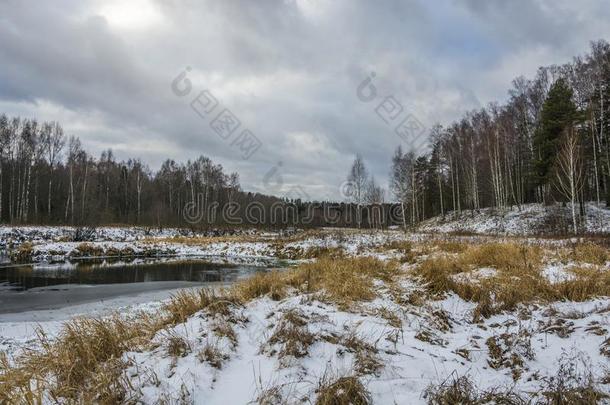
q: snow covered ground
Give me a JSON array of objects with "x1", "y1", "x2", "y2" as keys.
[
  {"x1": 1, "y1": 226, "x2": 411, "y2": 263},
  {"x1": 1, "y1": 223, "x2": 609, "y2": 403},
  {"x1": 124, "y1": 292, "x2": 610, "y2": 404},
  {"x1": 418, "y1": 202, "x2": 610, "y2": 236}
]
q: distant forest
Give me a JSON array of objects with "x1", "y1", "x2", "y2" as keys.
[
  {"x1": 0, "y1": 116, "x2": 396, "y2": 228},
  {"x1": 1, "y1": 40, "x2": 609, "y2": 229},
  {"x1": 384, "y1": 40, "x2": 610, "y2": 231}
]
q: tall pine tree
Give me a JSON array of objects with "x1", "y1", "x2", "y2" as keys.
[{"x1": 533, "y1": 78, "x2": 577, "y2": 195}]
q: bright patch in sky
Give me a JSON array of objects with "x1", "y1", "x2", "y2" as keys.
[{"x1": 98, "y1": 0, "x2": 163, "y2": 30}]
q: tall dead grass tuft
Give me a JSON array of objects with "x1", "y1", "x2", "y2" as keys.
[
  {"x1": 460, "y1": 243, "x2": 542, "y2": 271},
  {"x1": 163, "y1": 288, "x2": 241, "y2": 324},
  {"x1": 423, "y1": 373, "x2": 527, "y2": 404},
  {"x1": 197, "y1": 340, "x2": 229, "y2": 369},
  {"x1": 554, "y1": 266, "x2": 610, "y2": 301},
  {"x1": 234, "y1": 270, "x2": 296, "y2": 301},
  {"x1": 263, "y1": 309, "x2": 315, "y2": 361},
  {"x1": 235, "y1": 256, "x2": 399, "y2": 308},
  {"x1": 315, "y1": 374, "x2": 371, "y2": 405},
  {"x1": 296, "y1": 256, "x2": 398, "y2": 308},
  {"x1": 0, "y1": 316, "x2": 148, "y2": 403},
  {"x1": 568, "y1": 243, "x2": 609, "y2": 265}
]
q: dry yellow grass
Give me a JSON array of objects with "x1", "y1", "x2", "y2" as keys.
[
  {"x1": 0, "y1": 316, "x2": 151, "y2": 403},
  {"x1": 315, "y1": 375, "x2": 371, "y2": 405},
  {"x1": 0, "y1": 288, "x2": 242, "y2": 403},
  {"x1": 235, "y1": 256, "x2": 399, "y2": 308},
  {"x1": 434, "y1": 240, "x2": 468, "y2": 253},
  {"x1": 234, "y1": 270, "x2": 296, "y2": 301},
  {"x1": 295, "y1": 256, "x2": 398, "y2": 308},
  {"x1": 413, "y1": 242, "x2": 610, "y2": 320},
  {"x1": 554, "y1": 266, "x2": 610, "y2": 301},
  {"x1": 567, "y1": 243, "x2": 609, "y2": 265}
]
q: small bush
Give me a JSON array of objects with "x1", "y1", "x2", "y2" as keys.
[
  {"x1": 212, "y1": 319, "x2": 238, "y2": 348},
  {"x1": 72, "y1": 227, "x2": 96, "y2": 242},
  {"x1": 424, "y1": 375, "x2": 479, "y2": 404},
  {"x1": 375, "y1": 307, "x2": 402, "y2": 328}
]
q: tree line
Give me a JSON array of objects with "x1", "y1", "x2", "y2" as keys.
[
  {"x1": 0, "y1": 116, "x2": 401, "y2": 228},
  {"x1": 385, "y1": 39, "x2": 610, "y2": 232}
]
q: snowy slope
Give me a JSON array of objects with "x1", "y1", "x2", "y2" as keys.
[{"x1": 418, "y1": 202, "x2": 610, "y2": 236}]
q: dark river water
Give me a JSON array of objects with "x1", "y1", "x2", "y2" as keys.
[
  {"x1": 0, "y1": 258, "x2": 268, "y2": 291},
  {"x1": 0, "y1": 258, "x2": 278, "y2": 315}
]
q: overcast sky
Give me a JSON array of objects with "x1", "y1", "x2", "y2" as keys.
[{"x1": 2, "y1": 0, "x2": 610, "y2": 201}]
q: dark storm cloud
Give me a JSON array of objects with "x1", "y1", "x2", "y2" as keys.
[{"x1": 1, "y1": 0, "x2": 610, "y2": 200}]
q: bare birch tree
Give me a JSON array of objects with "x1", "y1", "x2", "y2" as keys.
[
  {"x1": 554, "y1": 128, "x2": 586, "y2": 234},
  {"x1": 347, "y1": 154, "x2": 368, "y2": 228}
]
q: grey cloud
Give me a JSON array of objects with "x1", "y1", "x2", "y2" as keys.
[{"x1": 1, "y1": 0, "x2": 609, "y2": 200}]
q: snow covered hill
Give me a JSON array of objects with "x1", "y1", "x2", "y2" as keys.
[{"x1": 418, "y1": 202, "x2": 610, "y2": 236}]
